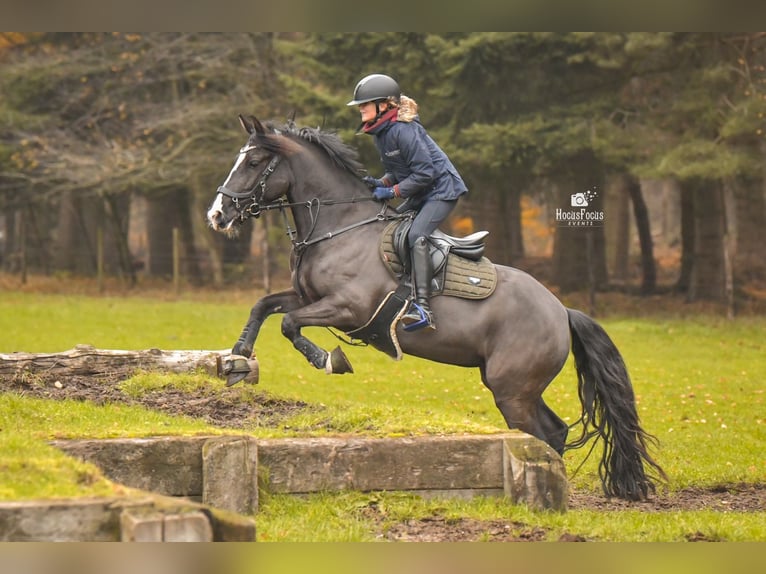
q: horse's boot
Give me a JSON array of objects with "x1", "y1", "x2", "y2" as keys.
[{"x1": 401, "y1": 236, "x2": 435, "y2": 331}]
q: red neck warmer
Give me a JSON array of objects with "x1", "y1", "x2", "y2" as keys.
[{"x1": 362, "y1": 108, "x2": 398, "y2": 133}]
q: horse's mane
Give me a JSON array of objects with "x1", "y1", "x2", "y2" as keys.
[{"x1": 259, "y1": 119, "x2": 366, "y2": 177}]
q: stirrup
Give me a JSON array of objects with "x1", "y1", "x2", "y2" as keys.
[{"x1": 401, "y1": 302, "x2": 434, "y2": 332}]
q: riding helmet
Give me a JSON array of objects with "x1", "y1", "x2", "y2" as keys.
[{"x1": 347, "y1": 74, "x2": 401, "y2": 106}]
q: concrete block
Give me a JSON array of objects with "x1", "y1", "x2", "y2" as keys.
[
  {"x1": 202, "y1": 436, "x2": 259, "y2": 514},
  {"x1": 0, "y1": 499, "x2": 121, "y2": 542},
  {"x1": 163, "y1": 512, "x2": 213, "y2": 542},
  {"x1": 53, "y1": 437, "x2": 209, "y2": 496},
  {"x1": 258, "y1": 436, "x2": 504, "y2": 493},
  {"x1": 120, "y1": 510, "x2": 164, "y2": 542},
  {"x1": 0, "y1": 496, "x2": 254, "y2": 542},
  {"x1": 502, "y1": 435, "x2": 568, "y2": 512},
  {"x1": 204, "y1": 507, "x2": 257, "y2": 542}
]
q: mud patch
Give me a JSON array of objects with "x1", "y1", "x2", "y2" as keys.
[
  {"x1": 568, "y1": 483, "x2": 766, "y2": 513},
  {"x1": 2, "y1": 372, "x2": 309, "y2": 429},
  {"x1": 362, "y1": 483, "x2": 766, "y2": 542}
]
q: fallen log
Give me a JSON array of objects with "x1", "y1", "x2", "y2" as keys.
[{"x1": 0, "y1": 344, "x2": 259, "y2": 385}]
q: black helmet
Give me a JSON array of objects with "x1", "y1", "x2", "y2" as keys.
[{"x1": 347, "y1": 74, "x2": 401, "y2": 106}]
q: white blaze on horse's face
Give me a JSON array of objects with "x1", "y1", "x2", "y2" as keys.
[
  {"x1": 207, "y1": 145, "x2": 252, "y2": 231},
  {"x1": 223, "y1": 146, "x2": 251, "y2": 187}
]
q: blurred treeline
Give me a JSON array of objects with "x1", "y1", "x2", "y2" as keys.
[{"x1": 1, "y1": 32, "x2": 764, "y2": 305}]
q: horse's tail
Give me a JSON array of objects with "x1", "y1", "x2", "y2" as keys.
[{"x1": 565, "y1": 308, "x2": 667, "y2": 500}]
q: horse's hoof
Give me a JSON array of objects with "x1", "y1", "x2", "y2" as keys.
[
  {"x1": 325, "y1": 346, "x2": 354, "y2": 375},
  {"x1": 217, "y1": 354, "x2": 260, "y2": 386}
]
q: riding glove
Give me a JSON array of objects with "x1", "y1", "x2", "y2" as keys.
[
  {"x1": 362, "y1": 175, "x2": 385, "y2": 189},
  {"x1": 372, "y1": 186, "x2": 396, "y2": 201}
]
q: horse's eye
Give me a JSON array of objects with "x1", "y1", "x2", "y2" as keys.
[{"x1": 248, "y1": 160, "x2": 261, "y2": 168}]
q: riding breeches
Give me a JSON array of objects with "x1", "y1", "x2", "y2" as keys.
[{"x1": 407, "y1": 199, "x2": 458, "y2": 246}]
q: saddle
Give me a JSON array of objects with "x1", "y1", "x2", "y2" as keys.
[
  {"x1": 381, "y1": 219, "x2": 497, "y2": 300},
  {"x1": 345, "y1": 220, "x2": 497, "y2": 360}
]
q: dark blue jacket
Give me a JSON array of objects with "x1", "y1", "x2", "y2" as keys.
[{"x1": 365, "y1": 113, "x2": 467, "y2": 206}]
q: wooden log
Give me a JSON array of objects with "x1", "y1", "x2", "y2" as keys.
[{"x1": 0, "y1": 344, "x2": 259, "y2": 384}]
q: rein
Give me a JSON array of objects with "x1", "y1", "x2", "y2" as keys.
[{"x1": 217, "y1": 150, "x2": 405, "y2": 253}]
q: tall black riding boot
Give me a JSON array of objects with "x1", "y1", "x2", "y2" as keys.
[{"x1": 401, "y1": 236, "x2": 435, "y2": 330}]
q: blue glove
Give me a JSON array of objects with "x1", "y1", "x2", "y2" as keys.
[
  {"x1": 373, "y1": 186, "x2": 396, "y2": 201},
  {"x1": 362, "y1": 175, "x2": 385, "y2": 189}
]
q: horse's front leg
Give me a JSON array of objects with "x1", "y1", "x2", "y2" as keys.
[
  {"x1": 232, "y1": 289, "x2": 303, "y2": 358},
  {"x1": 281, "y1": 297, "x2": 356, "y2": 375}
]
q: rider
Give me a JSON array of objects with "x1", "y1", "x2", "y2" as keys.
[{"x1": 348, "y1": 73, "x2": 468, "y2": 330}]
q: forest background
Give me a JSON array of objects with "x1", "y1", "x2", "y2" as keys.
[{"x1": 1, "y1": 32, "x2": 765, "y2": 312}]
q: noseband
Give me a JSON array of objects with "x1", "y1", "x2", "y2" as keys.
[{"x1": 216, "y1": 147, "x2": 282, "y2": 220}]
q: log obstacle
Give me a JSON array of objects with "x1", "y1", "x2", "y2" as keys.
[{"x1": 0, "y1": 344, "x2": 259, "y2": 385}]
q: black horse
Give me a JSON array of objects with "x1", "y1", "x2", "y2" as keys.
[{"x1": 207, "y1": 115, "x2": 666, "y2": 500}]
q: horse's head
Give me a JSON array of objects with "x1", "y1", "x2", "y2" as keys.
[{"x1": 207, "y1": 114, "x2": 291, "y2": 234}]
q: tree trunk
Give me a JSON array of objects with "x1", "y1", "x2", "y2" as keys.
[
  {"x1": 480, "y1": 192, "x2": 507, "y2": 264},
  {"x1": 605, "y1": 174, "x2": 631, "y2": 283},
  {"x1": 2, "y1": 208, "x2": 18, "y2": 272},
  {"x1": 56, "y1": 190, "x2": 93, "y2": 274},
  {"x1": 732, "y1": 174, "x2": 766, "y2": 281},
  {"x1": 56, "y1": 192, "x2": 122, "y2": 276},
  {"x1": 688, "y1": 179, "x2": 727, "y2": 302},
  {"x1": 627, "y1": 178, "x2": 656, "y2": 295},
  {"x1": 0, "y1": 345, "x2": 246, "y2": 380},
  {"x1": 676, "y1": 182, "x2": 695, "y2": 294},
  {"x1": 175, "y1": 188, "x2": 203, "y2": 286},
  {"x1": 103, "y1": 192, "x2": 137, "y2": 287},
  {"x1": 145, "y1": 190, "x2": 178, "y2": 277},
  {"x1": 502, "y1": 186, "x2": 525, "y2": 264}
]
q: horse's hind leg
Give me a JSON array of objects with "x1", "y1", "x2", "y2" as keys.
[
  {"x1": 534, "y1": 399, "x2": 569, "y2": 455},
  {"x1": 232, "y1": 290, "x2": 303, "y2": 358},
  {"x1": 491, "y1": 394, "x2": 567, "y2": 454},
  {"x1": 481, "y1": 365, "x2": 569, "y2": 454}
]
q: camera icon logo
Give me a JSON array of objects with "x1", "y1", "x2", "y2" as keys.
[
  {"x1": 571, "y1": 189, "x2": 598, "y2": 207},
  {"x1": 571, "y1": 192, "x2": 588, "y2": 207}
]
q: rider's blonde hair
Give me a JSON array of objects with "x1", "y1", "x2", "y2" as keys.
[{"x1": 387, "y1": 94, "x2": 418, "y2": 123}]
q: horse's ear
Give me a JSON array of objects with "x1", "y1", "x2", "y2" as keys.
[
  {"x1": 238, "y1": 114, "x2": 266, "y2": 135},
  {"x1": 238, "y1": 114, "x2": 253, "y2": 134}
]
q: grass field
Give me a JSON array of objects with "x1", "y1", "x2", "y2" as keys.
[{"x1": 0, "y1": 286, "x2": 764, "y2": 541}]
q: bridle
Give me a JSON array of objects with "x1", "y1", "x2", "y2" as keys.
[
  {"x1": 214, "y1": 145, "x2": 405, "y2": 254},
  {"x1": 215, "y1": 144, "x2": 282, "y2": 221}
]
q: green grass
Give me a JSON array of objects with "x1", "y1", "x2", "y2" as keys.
[
  {"x1": 255, "y1": 491, "x2": 766, "y2": 542},
  {"x1": 0, "y1": 290, "x2": 764, "y2": 540}
]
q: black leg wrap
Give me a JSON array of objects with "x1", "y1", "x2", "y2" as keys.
[{"x1": 294, "y1": 336, "x2": 330, "y2": 370}]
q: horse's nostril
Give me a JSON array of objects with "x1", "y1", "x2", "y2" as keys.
[{"x1": 208, "y1": 210, "x2": 225, "y2": 229}]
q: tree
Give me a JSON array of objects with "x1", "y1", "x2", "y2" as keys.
[
  {"x1": 627, "y1": 34, "x2": 766, "y2": 303},
  {"x1": 0, "y1": 33, "x2": 287, "y2": 283}
]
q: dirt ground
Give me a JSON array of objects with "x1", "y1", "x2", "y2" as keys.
[{"x1": 4, "y1": 372, "x2": 765, "y2": 541}]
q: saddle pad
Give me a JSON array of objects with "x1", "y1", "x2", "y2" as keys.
[
  {"x1": 379, "y1": 221, "x2": 497, "y2": 300},
  {"x1": 441, "y1": 253, "x2": 498, "y2": 299}
]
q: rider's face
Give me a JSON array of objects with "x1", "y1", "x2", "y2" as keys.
[{"x1": 359, "y1": 101, "x2": 384, "y2": 123}]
